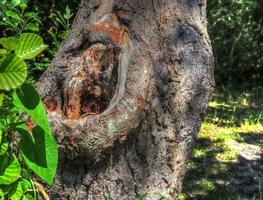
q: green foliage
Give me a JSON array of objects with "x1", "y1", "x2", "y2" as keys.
[
  {"x1": 13, "y1": 84, "x2": 51, "y2": 133},
  {"x1": 0, "y1": 188, "x2": 3, "y2": 199},
  {"x1": 47, "y1": 4, "x2": 74, "y2": 55},
  {"x1": 15, "y1": 33, "x2": 48, "y2": 60},
  {"x1": 0, "y1": 33, "x2": 48, "y2": 60},
  {"x1": 0, "y1": 54, "x2": 27, "y2": 90},
  {"x1": 0, "y1": 139, "x2": 9, "y2": 156},
  {"x1": 0, "y1": 154, "x2": 21, "y2": 185},
  {"x1": 0, "y1": 33, "x2": 48, "y2": 91},
  {"x1": 0, "y1": 37, "x2": 18, "y2": 51},
  {"x1": 208, "y1": 0, "x2": 263, "y2": 87},
  {"x1": 0, "y1": 0, "x2": 78, "y2": 75},
  {"x1": 55, "y1": 5, "x2": 73, "y2": 37},
  {"x1": 0, "y1": 95, "x2": 4, "y2": 107},
  {"x1": 14, "y1": 84, "x2": 58, "y2": 185},
  {"x1": 0, "y1": 1, "x2": 69, "y2": 198},
  {"x1": 18, "y1": 126, "x2": 58, "y2": 185},
  {"x1": 9, "y1": 181, "x2": 24, "y2": 200},
  {"x1": 0, "y1": 31, "x2": 57, "y2": 198},
  {"x1": 0, "y1": 0, "x2": 41, "y2": 34}
]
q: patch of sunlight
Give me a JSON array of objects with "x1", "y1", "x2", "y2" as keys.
[
  {"x1": 201, "y1": 121, "x2": 263, "y2": 138},
  {"x1": 215, "y1": 143, "x2": 239, "y2": 161},
  {"x1": 217, "y1": 131, "x2": 240, "y2": 141},
  {"x1": 199, "y1": 122, "x2": 219, "y2": 138},
  {"x1": 198, "y1": 178, "x2": 215, "y2": 191},
  {"x1": 178, "y1": 193, "x2": 186, "y2": 200},
  {"x1": 199, "y1": 119, "x2": 263, "y2": 162},
  {"x1": 199, "y1": 123, "x2": 240, "y2": 161},
  {"x1": 209, "y1": 101, "x2": 232, "y2": 108},
  {"x1": 240, "y1": 97, "x2": 249, "y2": 107},
  {"x1": 239, "y1": 120, "x2": 263, "y2": 132},
  {"x1": 192, "y1": 149, "x2": 205, "y2": 158}
]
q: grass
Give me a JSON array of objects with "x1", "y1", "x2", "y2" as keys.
[{"x1": 180, "y1": 87, "x2": 263, "y2": 200}]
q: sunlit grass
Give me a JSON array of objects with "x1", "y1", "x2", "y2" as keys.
[{"x1": 181, "y1": 88, "x2": 263, "y2": 200}]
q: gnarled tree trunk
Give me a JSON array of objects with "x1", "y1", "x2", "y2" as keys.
[{"x1": 36, "y1": 0, "x2": 214, "y2": 199}]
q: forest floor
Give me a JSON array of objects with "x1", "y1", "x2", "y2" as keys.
[{"x1": 180, "y1": 87, "x2": 263, "y2": 200}]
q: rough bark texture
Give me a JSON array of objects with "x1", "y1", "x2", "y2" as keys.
[{"x1": 36, "y1": 0, "x2": 214, "y2": 199}]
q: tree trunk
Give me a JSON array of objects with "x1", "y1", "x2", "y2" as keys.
[{"x1": 36, "y1": 0, "x2": 214, "y2": 199}]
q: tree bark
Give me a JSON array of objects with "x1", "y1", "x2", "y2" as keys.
[{"x1": 36, "y1": 0, "x2": 214, "y2": 199}]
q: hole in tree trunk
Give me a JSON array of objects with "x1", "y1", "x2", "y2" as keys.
[{"x1": 63, "y1": 43, "x2": 120, "y2": 119}]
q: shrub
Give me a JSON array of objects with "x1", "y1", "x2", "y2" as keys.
[{"x1": 208, "y1": 0, "x2": 263, "y2": 88}]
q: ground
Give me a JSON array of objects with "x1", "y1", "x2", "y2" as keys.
[{"x1": 180, "y1": 87, "x2": 263, "y2": 200}]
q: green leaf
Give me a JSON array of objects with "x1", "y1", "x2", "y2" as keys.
[
  {"x1": 13, "y1": 84, "x2": 58, "y2": 184},
  {"x1": 0, "y1": 37, "x2": 18, "y2": 51},
  {"x1": 11, "y1": 0, "x2": 22, "y2": 7},
  {"x1": 64, "y1": 5, "x2": 72, "y2": 20},
  {"x1": 0, "y1": 138, "x2": 9, "y2": 156},
  {"x1": 0, "y1": 54, "x2": 27, "y2": 91},
  {"x1": 0, "y1": 188, "x2": 4, "y2": 200},
  {"x1": 1, "y1": 184, "x2": 13, "y2": 196},
  {"x1": 15, "y1": 33, "x2": 48, "y2": 60},
  {"x1": 24, "y1": 12, "x2": 38, "y2": 19},
  {"x1": 0, "y1": 130, "x2": 2, "y2": 143},
  {"x1": 22, "y1": 194, "x2": 34, "y2": 200},
  {"x1": 18, "y1": 126, "x2": 58, "y2": 185},
  {"x1": 24, "y1": 23, "x2": 39, "y2": 32},
  {"x1": 0, "y1": 154, "x2": 21, "y2": 185},
  {"x1": 13, "y1": 84, "x2": 51, "y2": 133},
  {"x1": 5, "y1": 11, "x2": 21, "y2": 21},
  {"x1": 20, "y1": 179, "x2": 31, "y2": 192},
  {"x1": 0, "y1": 49, "x2": 8, "y2": 57},
  {"x1": 10, "y1": 181, "x2": 23, "y2": 200},
  {"x1": 0, "y1": 94, "x2": 3, "y2": 107},
  {"x1": 19, "y1": 3, "x2": 27, "y2": 11}
]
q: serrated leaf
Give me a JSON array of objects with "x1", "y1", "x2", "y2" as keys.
[
  {"x1": 13, "y1": 84, "x2": 51, "y2": 133},
  {"x1": 0, "y1": 154, "x2": 21, "y2": 185},
  {"x1": 15, "y1": 33, "x2": 48, "y2": 60},
  {"x1": 10, "y1": 181, "x2": 23, "y2": 200},
  {"x1": 0, "y1": 54, "x2": 27, "y2": 91},
  {"x1": 0, "y1": 37, "x2": 18, "y2": 51},
  {"x1": 18, "y1": 126, "x2": 58, "y2": 185}
]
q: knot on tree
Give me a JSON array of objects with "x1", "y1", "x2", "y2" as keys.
[{"x1": 40, "y1": 8, "x2": 151, "y2": 162}]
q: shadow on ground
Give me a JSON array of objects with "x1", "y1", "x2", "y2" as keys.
[{"x1": 181, "y1": 132, "x2": 263, "y2": 200}]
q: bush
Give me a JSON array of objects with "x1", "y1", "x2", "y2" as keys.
[{"x1": 207, "y1": 0, "x2": 263, "y2": 88}]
